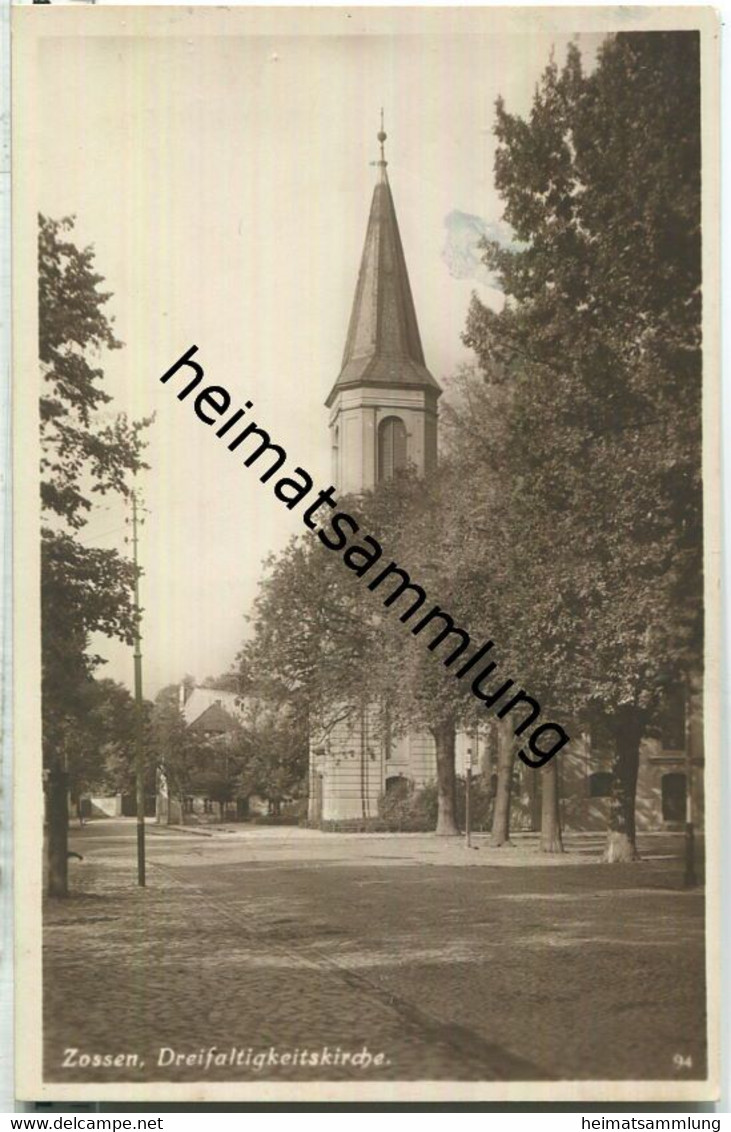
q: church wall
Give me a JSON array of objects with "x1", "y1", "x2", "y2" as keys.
[
  {"x1": 384, "y1": 732, "x2": 411, "y2": 781},
  {"x1": 558, "y1": 703, "x2": 704, "y2": 833},
  {"x1": 556, "y1": 732, "x2": 608, "y2": 832},
  {"x1": 310, "y1": 710, "x2": 705, "y2": 832},
  {"x1": 406, "y1": 731, "x2": 437, "y2": 785},
  {"x1": 338, "y1": 411, "x2": 369, "y2": 494},
  {"x1": 309, "y1": 707, "x2": 386, "y2": 822},
  {"x1": 424, "y1": 411, "x2": 438, "y2": 474}
]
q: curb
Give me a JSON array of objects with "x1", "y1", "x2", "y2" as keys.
[{"x1": 149, "y1": 824, "x2": 214, "y2": 838}]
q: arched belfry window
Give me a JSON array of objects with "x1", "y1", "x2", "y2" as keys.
[{"x1": 378, "y1": 416, "x2": 407, "y2": 483}]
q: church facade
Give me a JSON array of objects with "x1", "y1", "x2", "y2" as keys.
[{"x1": 309, "y1": 132, "x2": 704, "y2": 836}]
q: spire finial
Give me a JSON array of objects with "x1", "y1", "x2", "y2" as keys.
[{"x1": 377, "y1": 107, "x2": 387, "y2": 169}]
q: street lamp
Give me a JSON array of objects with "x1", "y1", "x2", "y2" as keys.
[
  {"x1": 131, "y1": 488, "x2": 146, "y2": 887},
  {"x1": 464, "y1": 724, "x2": 481, "y2": 850}
]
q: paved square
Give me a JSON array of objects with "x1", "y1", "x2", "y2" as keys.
[{"x1": 43, "y1": 821, "x2": 706, "y2": 1085}]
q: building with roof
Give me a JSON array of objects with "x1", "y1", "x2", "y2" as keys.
[
  {"x1": 181, "y1": 686, "x2": 247, "y2": 735},
  {"x1": 156, "y1": 686, "x2": 245, "y2": 824},
  {"x1": 158, "y1": 684, "x2": 301, "y2": 824}
]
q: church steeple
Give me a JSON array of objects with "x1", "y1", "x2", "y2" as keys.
[
  {"x1": 328, "y1": 123, "x2": 440, "y2": 495},
  {"x1": 325, "y1": 122, "x2": 441, "y2": 409}
]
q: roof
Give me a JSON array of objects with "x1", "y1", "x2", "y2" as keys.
[
  {"x1": 182, "y1": 687, "x2": 246, "y2": 730},
  {"x1": 325, "y1": 164, "x2": 441, "y2": 408},
  {"x1": 187, "y1": 701, "x2": 241, "y2": 735}
]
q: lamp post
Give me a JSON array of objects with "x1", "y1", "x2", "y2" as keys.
[
  {"x1": 131, "y1": 488, "x2": 146, "y2": 887},
  {"x1": 465, "y1": 743, "x2": 473, "y2": 849}
]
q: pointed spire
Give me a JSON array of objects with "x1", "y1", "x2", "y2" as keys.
[{"x1": 325, "y1": 121, "x2": 441, "y2": 408}]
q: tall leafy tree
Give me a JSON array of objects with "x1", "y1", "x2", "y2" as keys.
[
  {"x1": 440, "y1": 369, "x2": 565, "y2": 851},
  {"x1": 234, "y1": 702, "x2": 309, "y2": 815},
  {"x1": 461, "y1": 32, "x2": 702, "y2": 860},
  {"x1": 238, "y1": 528, "x2": 378, "y2": 737},
  {"x1": 62, "y1": 678, "x2": 135, "y2": 816},
  {"x1": 351, "y1": 470, "x2": 493, "y2": 837},
  {"x1": 241, "y1": 474, "x2": 496, "y2": 837},
  {"x1": 40, "y1": 215, "x2": 150, "y2": 894}
]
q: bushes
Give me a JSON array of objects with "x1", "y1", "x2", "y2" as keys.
[
  {"x1": 375, "y1": 776, "x2": 496, "y2": 833},
  {"x1": 377, "y1": 778, "x2": 436, "y2": 831},
  {"x1": 303, "y1": 782, "x2": 437, "y2": 832},
  {"x1": 304, "y1": 777, "x2": 497, "y2": 833},
  {"x1": 455, "y1": 776, "x2": 495, "y2": 832},
  {"x1": 247, "y1": 798, "x2": 308, "y2": 826},
  {"x1": 377, "y1": 779, "x2": 438, "y2": 832},
  {"x1": 316, "y1": 818, "x2": 390, "y2": 833},
  {"x1": 248, "y1": 813, "x2": 302, "y2": 827}
]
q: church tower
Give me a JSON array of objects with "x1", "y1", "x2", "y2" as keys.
[
  {"x1": 326, "y1": 122, "x2": 441, "y2": 493},
  {"x1": 309, "y1": 124, "x2": 445, "y2": 826}
]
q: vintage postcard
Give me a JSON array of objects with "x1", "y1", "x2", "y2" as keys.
[{"x1": 12, "y1": 5, "x2": 721, "y2": 1104}]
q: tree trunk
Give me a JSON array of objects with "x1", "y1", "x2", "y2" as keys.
[
  {"x1": 525, "y1": 762, "x2": 540, "y2": 831},
  {"x1": 602, "y1": 706, "x2": 643, "y2": 863},
  {"x1": 490, "y1": 727, "x2": 513, "y2": 847},
  {"x1": 47, "y1": 764, "x2": 69, "y2": 897},
  {"x1": 431, "y1": 719, "x2": 459, "y2": 836},
  {"x1": 540, "y1": 757, "x2": 564, "y2": 853}
]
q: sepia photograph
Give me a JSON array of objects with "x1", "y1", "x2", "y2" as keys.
[{"x1": 11, "y1": 5, "x2": 720, "y2": 1104}]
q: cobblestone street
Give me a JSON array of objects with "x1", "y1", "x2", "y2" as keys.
[{"x1": 43, "y1": 820, "x2": 707, "y2": 1086}]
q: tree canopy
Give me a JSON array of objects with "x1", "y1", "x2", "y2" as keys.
[
  {"x1": 459, "y1": 32, "x2": 702, "y2": 858},
  {"x1": 40, "y1": 215, "x2": 151, "y2": 893}
]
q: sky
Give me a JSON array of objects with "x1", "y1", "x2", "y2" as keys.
[{"x1": 32, "y1": 9, "x2": 605, "y2": 696}]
